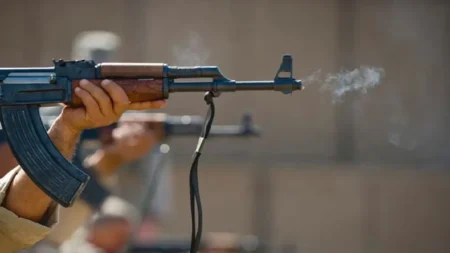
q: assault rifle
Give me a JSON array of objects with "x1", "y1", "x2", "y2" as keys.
[
  {"x1": 0, "y1": 55, "x2": 300, "y2": 207},
  {"x1": 0, "y1": 55, "x2": 302, "y2": 253}
]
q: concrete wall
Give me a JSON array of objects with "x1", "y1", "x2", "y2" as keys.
[
  {"x1": 1, "y1": 0, "x2": 449, "y2": 252},
  {"x1": 162, "y1": 163, "x2": 450, "y2": 253}
]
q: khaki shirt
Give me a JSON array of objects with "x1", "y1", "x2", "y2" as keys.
[{"x1": 0, "y1": 167, "x2": 59, "y2": 252}]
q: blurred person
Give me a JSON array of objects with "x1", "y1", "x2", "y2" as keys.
[
  {"x1": 82, "y1": 118, "x2": 174, "y2": 236},
  {"x1": 6, "y1": 110, "x2": 167, "y2": 253},
  {"x1": 2, "y1": 109, "x2": 168, "y2": 252},
  {"x1": 0, "y1": 78, "x2": 167, "y2": 252},
  {"x1": 16, "y1": 106, "x2": 162, "y2": 253},
  {"x1": 36, "y1": 31, "x2": 172, "y2": 253},
  {"x1": 57, "y1": 112, "x2": 174, "y2": 253},
  {"x1": 19, "y1": 31, "x2": 130, "y2": 251},
  {"x1": 71, "y1": 30, "x2": 173, "y2": 244}
]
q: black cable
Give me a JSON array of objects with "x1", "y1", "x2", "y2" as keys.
[{"x1": 189, "y1": 92, "x2": 216, "y2": 253}]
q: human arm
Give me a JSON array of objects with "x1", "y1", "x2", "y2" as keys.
[
  {"x1": 0, "y1": 79, "x2": 166, "y2": 251},
  {"x1": 2, "y1": 119, "x2": 82, "y2": 222},
  {"x1": 83, "y1": 122, "x2": 157, "y2": 177}
]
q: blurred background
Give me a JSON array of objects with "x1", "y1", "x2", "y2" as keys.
[{"x1": 1, "y1": 0, "x2": 450, "y2": 252}]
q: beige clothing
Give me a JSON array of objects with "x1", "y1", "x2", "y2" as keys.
[{"x1": 0, "y1": 167, "x2": 59, "y2": 252}]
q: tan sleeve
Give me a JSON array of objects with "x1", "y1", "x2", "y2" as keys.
[{"x1": 0, "y1": 167, "x2": 60, "y2": 252}]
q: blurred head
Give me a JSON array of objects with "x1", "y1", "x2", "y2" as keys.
[
  {"x1": 86, "y1": 215, "x2": 132, "y2": 253},
  {"x1": 72, "y1": 30, "x2": 121, "y2": 62}
]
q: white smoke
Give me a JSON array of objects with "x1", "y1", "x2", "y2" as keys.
[
  {"x1": 322, "y1": 67, "x2": 385, "y2": 103},
  {"x1": 172, "y1": 31, "x2": 210, "y2": 65},
  {"x1": 303, "y1": 67, "x2": 385, "y2": 103},
  {"x1": 300, "y1": 67, "x2": 428, "y2": 151}
]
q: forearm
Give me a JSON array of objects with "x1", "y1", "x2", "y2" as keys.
[
  {"x1": 84, "y1": 149, "x2": 124, "y2": 177},
  {"x1": 1, "y1": 117, "x2": 81, "y2": 222}
]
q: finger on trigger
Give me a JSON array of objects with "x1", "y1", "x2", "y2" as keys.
[
  {"x1": 75, "y1": 87, "x2": 101, "y2": 117},
  {"x1": 101, "y1": 80, "x2": 129, "y2": 115},
  {"x1": 80, "y1": 80, "x2": 113, "y2": 116}
]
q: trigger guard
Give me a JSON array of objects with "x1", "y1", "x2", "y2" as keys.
[{"x1": 0, "y1": 105, "x2": 89, "y2": 207}]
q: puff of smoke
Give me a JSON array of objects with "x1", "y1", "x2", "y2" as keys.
[
  {"x1": 303, "y1": 67, "x2": 385, "y2": 103},
  {"x1": 172, "y1": 31, "x2": 210, "y2": 65},
  {"x1": 321, "y1": 67, "x2": 385, "y2": 103}
]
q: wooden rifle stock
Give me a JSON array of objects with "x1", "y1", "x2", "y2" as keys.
[{"x1": 70, "y1": 79, "x2": 165, "y2": 107}]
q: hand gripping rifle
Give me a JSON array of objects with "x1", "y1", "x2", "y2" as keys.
[{"x1": 0, "y1": 55, "x2": 301, "y2": 252}]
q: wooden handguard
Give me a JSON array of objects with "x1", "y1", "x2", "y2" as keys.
[
  {"x1": 99, "y1": 63, "x2": 165, "y2": 78},
  {"x1": 70, "y1": 79, "x2": 165, "y2": 107}
]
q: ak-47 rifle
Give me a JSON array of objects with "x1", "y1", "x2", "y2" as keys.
[
  {"x1": 0, "y1": 55, "x2": 302, "y2": 252},
  {"x1": 0, "y1": 55, "x2": 299, "y2": 207}
]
